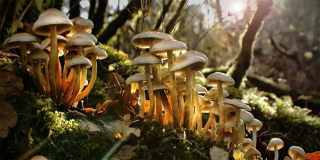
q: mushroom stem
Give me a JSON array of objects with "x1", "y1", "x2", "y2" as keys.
[
  {"x1": 178, "y1": 92, "x2": 185, "y2": 127},
  {"x1": 145, "y1": 64, "x2": 155, "y2": 121},
  {"x1": 238, "y1": 122, "x2": 245, "y2": 148},
  {"x1": 216, "y1": 81, "x2": 225, "y2": 142},
  {"x1": 62, "y1": 49, "x2": 68, "y2": 88},
  {"x1": 56, "y1": 56, "x2": 62, "y2": 92},
  {"x1": 137, "y1": 81, "x2": 145, "y2": 117},
  {"x1": 160, "y1": 90, "x2": 173, "y2": 126},
  {"x1": 274, "y1": 145, "x2": 279, "y2": 160},
  {"x1": 151, "y1": 65, "x2": 163, "y2": 124},
  {"x1": 36, "y1": 60, "x2": 46, "y2": 94},
  {"x1": 184, "y1": 67, "x2": 193, "y2": 129},
  {"x1": 79, "y1": 68, "x2": 87, "y2": 92},
  {"x1": 66, "y1": 65, "x2": 81, "y2": 109},
  {"x1": 252, "y1": 127, "x2": 257, "y2": 148},
  {"x1": 49, "y1": 25, "x2": 58, "y2": 101},
  {"x1": 64, "y1": 69, "x2": 74, "y2": 92},
  {"x1": 234, "y1": 108, "x2": 240, "y2": 145},
  {"x1": 167, "y1": 50, "x2": 179, "y2": 127},
  {"x1": 44, "y1": 61, "x2": 50, "y2": 95},
  {"x1": 292, "y1": 154, "x2": 297, "y2": 160},
  {"x1": 19, "y1": 43, "x2": 28, "y2": 72},
  {"x1": 194, "y1": 89, "x2": 202, "y2": 133},
  {"x1": 63, "y1": 69, "x2": 75, "y2": 103},
  {"x1": 211, "y1": 100, "x2": 217, "y2": 138},
  {"x1": 76, "y1": 56, "x2": 96, "y2": 102}
]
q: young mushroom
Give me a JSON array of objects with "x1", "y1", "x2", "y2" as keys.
[
  {"x1": 126, "y1": 73, "x2": 147, "y2": 117},
  {"x1": 243, "y1": 147, "x2": 261, "y2": 160},
  {"x1": 288, "y1": 146, "x2": 306, "y2": 160},
  {"x1": 246, "y1": 118, "x2": 263, "y2": 148},
  {"x1": 206, "y1": 72, "x2": 235, "y2": 142},
  {"x1": 267, "y1": 138, "x2": 284, "y2": 160},
  {"x1": 32, "y1": 9, "x2": 72, "y2": 101},
  {"x1": 152, "y1": 39, "x2": 187, "y2": 127}
]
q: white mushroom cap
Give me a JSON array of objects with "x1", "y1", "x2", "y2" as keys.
[
  {"x1": 183, "y1": 50, "x2": 209, "y2": 62},
  {"x1": 126, "y1": 73, "x2": 147, "y2": 84},
  {"x1": 131, "y1": 31, "x2": 172, "y2": 48},
  {"x1": 243, "y1": 138, "x2": 253, "y2": 146},
  {"x1": 289, "y1": 146, "x2": 306, "y2": 160},
  {"x1": 28, "y1": 49, "x2": 49, "y2": 60},
  {"x1": 26, "y1": 42, "x2": 42, "y2": 52},
  {"x1": 152, "y1": 39, "x2": 187, "y2": 56},
  {"x1": 132, "y1": 53, "x2": 162, "y2": 66},
  {"x1": 225, "y1": 116, "x2": 236, "y2": 128},
  {"x1": 195, "y1": 84, "x2": 207, "y2": 93},
  {"x1": 38, "y1": 8, "x2": 68, "y2": 19},
  {"x1": 66, "y1": 55, "x2": 92, "y2": 69},
  {"x1": 141, "y1": 83, "x2": 168, "y2": 91},
  {"x1": 246, "y1": 118, "x2": 263, "y2": 131},
  {"x1": 240, "y1": 109, "x2": 254, "y2": 122},
  {"x1": 224, "y1": 99, "x2": 251, "y2": 110},
  {"x1": 72, "y1": 31, "x2": 97, "y2": 43},
  {"x1": 30, "y1": 155, "x2": 48, "y2": 160},
  {"x1": 203, "y1": 88, "x2": 229, "y2": 101},
  {"x1": 33, "y1": 13, "x2": 72, "y2": 36},
  {"x1": 170, "y1": 56, "x2": 207, "y2": 72},
  {"x1": 206, "y1": 72, "x2": 235, "y2": 86},
  {"x1": 267, "y1": 138, "x2": 284, "y2": 151},
  {"x1": 4, "y1": 33, "x2": 40, "y2": 49},
  {"x1": 41, "y1": 35, "x2": 67, "y2": 50},
  {"x1": 65, "y1": 36, "x2": 95, "y2": 50},
  {"x1": 243, "y1": 147, "x2": 261, "y2": 159},
  {"x1": 84, "y1": 47, "x2": 108, "y2": 60}
]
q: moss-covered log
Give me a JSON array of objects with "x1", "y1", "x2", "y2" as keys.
[{"x1": 227, "y1": 0, "x2": 273, "y2": 87}]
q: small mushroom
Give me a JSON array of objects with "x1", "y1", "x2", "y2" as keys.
[
  {"x1": 267, "y1": 138, "x2": 284, "y2": 160},
  {"x1": 288, "y1": 146, "x2": 306, "y2": 160},
  {"x1": 243, "y1": 147, "x2": 261, "y2": 160},
  {"x1": 126, "y1": 73, "x2": 147, "y2": 117},
  {"x1": 30, "y1": 155, "x2": 48, "y2": 160},
  {"x1": 246, "y1": 118, "x2": 263, "y2": 148}
]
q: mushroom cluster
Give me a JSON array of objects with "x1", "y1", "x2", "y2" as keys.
[{"x1": 3, "y1": 8, "x2": 107, "y2": 110}]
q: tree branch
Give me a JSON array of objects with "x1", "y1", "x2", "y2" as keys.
[
  {"x1": 165, "y1": 0, "x2": 188, "y2": 35},
  {"x1": 154, "y1": 0, "x2": 173, "y2": 30},
  {"x1": 91, "y1": 0, "x2": 108, "y2": 35}
]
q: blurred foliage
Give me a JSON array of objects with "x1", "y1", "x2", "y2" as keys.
[
  {"x1": 2, "y1": 91, "x2": 113, "y2": 160},
  {"x1": 225, "y1": 86, "x2": 244, "y2": 99},
  {"x1": 243, "y1": 88, "x2": 320, "y2": 152}
]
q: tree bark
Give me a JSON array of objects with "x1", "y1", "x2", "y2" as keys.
[
  {"x1": 165, "y1": 0, "x2": 187, "y2": 35},
  {"x1": 227, "y1": 0, "x2": 273, "y2": 87},
  {"x1": 97, "y1": 0, "x2": 140, "y2": 44},
  {"x1": 154, "y1": 0, "x2": 173, "y2": 30},
  {"x1": 88, "y1": 0, "x2": 96, "y2": 19},
  {"x1": 91, "y1": 0, "x2": 108, "y2": 35},
  {"x1": 69, "y1": 0, "x2": 80, "y2": 19}
]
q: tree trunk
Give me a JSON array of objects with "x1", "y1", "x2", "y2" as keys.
[
  {"x1": 154, "y1": 0, "x2": 173, "y2": 30},
  {"x1": 165, "y1": 0, "x2": 187, "y2": 35},
  {"x1": 97, "y1": 0, "x2": 140, "y2": 44},
  {"x1": 69, "y1": 0, "x2": 80, "y2": 19},
  {"x1": 91, "y1": 0, "x2": 108, "y2": 35},
  {"x1": 227, "y1": 0, "x2": 273, "y2": 87},
  {"x1": 88, "y1": 0, "x2": 96, "y2": 19}
]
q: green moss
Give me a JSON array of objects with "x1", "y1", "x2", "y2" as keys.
[
  {"x1": 2, "y1": 91, "x2": 113, "y2": 160},
  {"x1": 225, "y1": 86, "x2": 243, "y2": 99}
]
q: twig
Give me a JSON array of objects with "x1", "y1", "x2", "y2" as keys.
[
  {"x1": 1, "y1": 0, "x2": 34, "y2": 48},
  {"x1": 181, "y1": 0, "x2": 207, "y2": 30},
  {"x1": 67, "y1": 0, "x2": 81, "y2": 15},
  {"x1": 0, "y1": 0, "x2": 12, "y2": 36}
]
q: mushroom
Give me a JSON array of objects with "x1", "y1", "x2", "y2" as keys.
[
  {"x1": 125, "y1": 73, "x2": 147, "y2": 117},
  {"x1": 75, "y1": 47, "x2": 107, "y2": 102},
  {"x1": 288, "y1": 146, "x2": 306, "y2": 160},
  {"x1": 63, "y1": 55, "x2": 92, "y2": 109},
  {"x1": 267, "y1": 138, "x2": 284, "y2": 160},
  {"x1": 241, "y1": 138, "x2": 253, "y2": 152},
  {"x1": 3, "y1": 33, "x2": 40, "y2": 72},
  {"x1": 32, "y1": 9, "x2": 72, "y2": 101},
  {"x1": 243, "y1": 147, "x2": 261, "y2": 160},
  {"x1": 206, "y1": 72, "x2": 235, "y2": 142},
  {"x1": 224, "y1": 99, "x2": 251, "y2": 145},
  {"x1": 246, "y1": 118, "x2": 263, "y2": 148},
  {"x1": 152, "y1": 39, "x2": 187, "y2": 127},
  {"x1": 68, "y1": 17, "x2": 94, "y2": 37},
  {"x1": 30, "y1": 155, "x2": 48, "y2": 160},
  {"x1": 132, "y1": 53, "x2": 161, "y2": 121},
  {"x1": 171, "y1": 52, "x2": 208, "y2": 129}
]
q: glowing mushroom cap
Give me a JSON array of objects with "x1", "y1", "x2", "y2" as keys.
[
  {"x1": 225, "y1": 116, "x2": 236, "y2": 128},
  {"x1": 131, "y1": 31, "x2": 172, "y2": 48},
  {"x1": 141, "y1": 83, "x2": 168, "y2": 91},
  {"x1": 39, "y1": 8, "x2": 68, "y2": 19},
  {"x1": 206, "y1": 72, "x2": 235, "y2": 86},
  {"x1": 224, "y1": 99, "x2": 251, "y2": 111},
  {"x1": 240, "y1": 109, "x2": 254, "y2": 122},
  {"x1": 151, "y1": 39, "x2": 187, "y2": 56},
  {"x1": 28, "y1": 49, "x2": 49, "y2": 60},
  {"x1": 72, "y1": 31, "x2": 97, "y2": 43},
  {"x1": 26, "y1": 42, "x2": 42, "y2": 53},
  {"x1": 132, "y1": 53, "x2": 162, "y2": 66},
  {"x1": 203, "y1": 88, "x2": 229, "y2": 101},
  {"x1": 41, "y1": 35, "x2": 67, "y2": 50},
  {"x1": 66, "y1": 55, "x2": 92, "y2": 69},
  {"x1": 267, "y1": 138, "x2": 284, "y2": 151},
  {"x1": 65, "y1": 36, "x2": 95, "y2": 50},
  {"x1": 182, "y1": 50, "x2": 209, "y2": 62},
  {"x1": 4, "y1": 33, "x2": 40, "y2": 49},
  {"x1": 243, "y1": 138, "x2": 253, "y2": 146},
  {"x1": 198, "y1": 95, "x2": 212, "y2": 105},
  {"x1": 243, "y1": 147, "x2": 261, "y2": 159},
  {"x1": 246, "y1": 118, "x2": 263, "y2": 131},
  {"x1": 126, "y1": 73, "x2": 147, "y2": 84},
  {"x1": 33, "y1": 13, "x2": 72, "y2": 36},
  {"x1": 195, "y1": 84, "x2": 207, "y2": 93},
  {"x1": 289, "y1": 146, "x2": 306, "y2": 160},
  {"x1": 84, "y1": 47, "x2": 108, "y2": 60},
  {"x1": 30, "y1": 155, "x2": 48, "y2": 160},
  {"x1": 170, "y1": 56, "x2": 207, "y2": 72}
]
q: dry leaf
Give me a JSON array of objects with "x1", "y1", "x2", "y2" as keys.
[
  {"x1": 0, "y1": 100, "x2": 18, "y2": 138},
  {"x1": 0, "y1": 69, "x2": 23, "y2": 98}
]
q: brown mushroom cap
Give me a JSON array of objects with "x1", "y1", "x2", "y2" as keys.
[
  {"x1": 132, "y1": 53, "x2": 162, "y2": 66},
  {"x1": 33, "y1": 13, "x2": 72, "y2": 36},
  {"x1": 4, "y1": 33, "x2": 40, "y2": 49},
  {"x1": 206, "y1": 72, "x2": 235, "y2": 86},
  {"x1": 28, "y1": 48, "x2": 49, "y2": 61},
  {"x1": 267, "y1": 138, "x2": 284, "y2": 151},
  {"x1": 131, "y1": 31, "x2": 172, "y2": 48}
]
